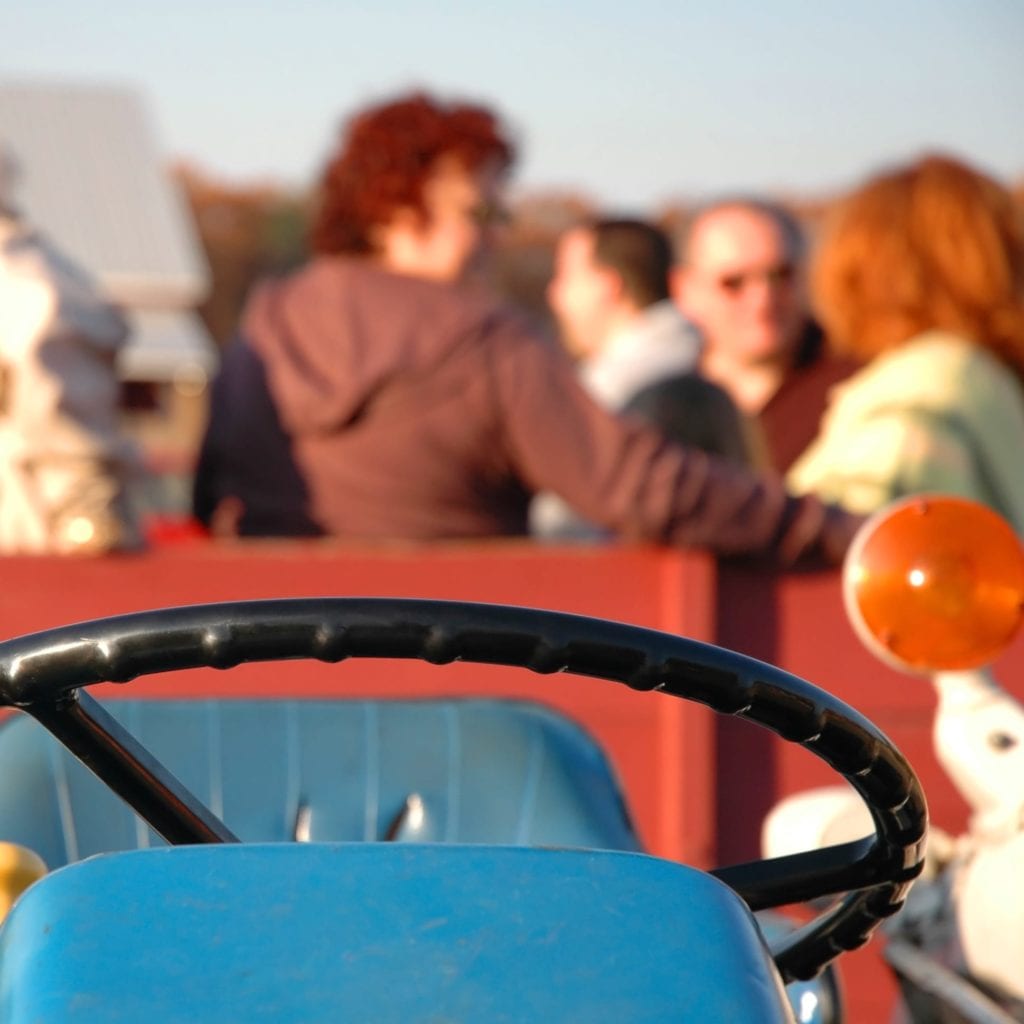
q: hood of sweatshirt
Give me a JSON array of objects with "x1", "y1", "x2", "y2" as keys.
[{"x1": 243, "y1": 256, "x2": 504, "y2": 435}]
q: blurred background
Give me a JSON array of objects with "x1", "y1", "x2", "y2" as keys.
[{"x1": 1, "y1": 0, "x2": 1021, "y2": 511}]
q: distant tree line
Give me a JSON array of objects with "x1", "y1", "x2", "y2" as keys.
[{"x1": 174, "y1": 163, "x2": 1024, "y2": 348}]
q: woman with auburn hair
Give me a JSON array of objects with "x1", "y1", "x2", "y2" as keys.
[
  {"x1": 309, "y1": 92, "x2": 513, "y2": 273},
  {"x1": 788, "y1": 154, "x2": 1024, "y2": 531},
  {"x1": 193, "y1": 90, "x2": 516, "y2": 536},
  {"x1": 193, "y1": 90, "x2": 856, "y2": 563}
]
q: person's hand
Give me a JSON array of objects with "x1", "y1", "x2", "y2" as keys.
[
  {"x1": 776, "y1": 495, "x2": 864, "y2": 565},
  {"x1": 209, "y1": 496, "x2": 245, "y2": 538},
  {"x1": 819, "y1": 504, "x2": 866, "y2": 564}
]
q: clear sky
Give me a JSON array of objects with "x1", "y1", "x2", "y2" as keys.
[{"x1": 2, "y1": 0, "x2": 1022, "y2": 209}]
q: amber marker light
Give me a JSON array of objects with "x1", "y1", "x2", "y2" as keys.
[
  {"x1": 842, "y1": 495, "x2": 1024, "y2": 673},
  {"x1": 0, "y1": 842, "x2": 46, "y2": 921}
]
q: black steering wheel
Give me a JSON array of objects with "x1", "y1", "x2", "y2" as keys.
[{"x1": 0, "y1": 598, "x2": 926, "y2": 983}]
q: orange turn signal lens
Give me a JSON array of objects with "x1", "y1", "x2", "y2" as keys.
[{"x1": 843, "y1": 496, "x2": 1024, "y2": 672}]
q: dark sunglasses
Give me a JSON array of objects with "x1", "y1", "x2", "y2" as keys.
[{"x1": 717, "y1": 262, "x2": 795, "y2": 295}]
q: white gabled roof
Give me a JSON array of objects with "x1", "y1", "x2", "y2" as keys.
[
  {"x1": 0, "y1": 81, "x2": 218, "y2": 382},
  {"x1": 0, "y1": 80, "x2": 209, "y2": 308}
]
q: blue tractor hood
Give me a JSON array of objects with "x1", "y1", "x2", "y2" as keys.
[{"x1": 0, "y1": 843, "x2": 793, "y2": 1022}]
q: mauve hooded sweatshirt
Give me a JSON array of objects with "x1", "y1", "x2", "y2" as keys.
[{"x1": 196, "y1": 257, "x2": 840, "y2": 558}]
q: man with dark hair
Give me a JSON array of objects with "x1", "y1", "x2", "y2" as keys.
[
  {"x1": 673, "y1": 198, "x2": 856, "y2": 473},
  {"x1": 591, "y1": 219, "x2": 674, "y2": 309},
  {"x1": 547, "y1": 218, "x2": 701, "y2": 409},
  {"x1": 535, "y1": 218, "x2": 755, "y2": 538}
]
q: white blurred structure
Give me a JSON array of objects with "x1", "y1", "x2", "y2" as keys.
[
  {"x1": 0, "y1": 81, "x2": 216, "y2": 386},
  {"x1": 0, "y1": 82, "x2": 219, "y2": 515}
]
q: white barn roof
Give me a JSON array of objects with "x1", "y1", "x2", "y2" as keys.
[{"x1": 0, "y1": 81, "x2": 216, "y2": 380}]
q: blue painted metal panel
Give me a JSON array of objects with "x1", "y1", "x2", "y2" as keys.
[
  {"x1": 0, "y1": 844, "x2": 793, "y2": 1023},
  {"x1": 0, "y1": 699, "x2": 640, "y2": 868}
]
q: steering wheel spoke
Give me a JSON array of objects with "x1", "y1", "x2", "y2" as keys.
[{"x1": 30, "y1": 692, "x2": 239, "y2": 845}]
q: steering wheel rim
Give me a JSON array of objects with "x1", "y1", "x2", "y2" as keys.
[{"x1": 0, "y1": 598, "x2": 927, "y2": 982}]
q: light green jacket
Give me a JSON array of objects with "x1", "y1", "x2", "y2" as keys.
[{"x1": 787, "y1": 331, "x2": 1024, "y2": 534}]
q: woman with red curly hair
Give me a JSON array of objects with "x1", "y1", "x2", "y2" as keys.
[
  {"x1": 309, "y1": 92, "x2": 513, "y2": 273},
  {"x1": 788, "y1": 154, "x2": 1024, "y2": 531},
  {"x1": 194, "y1": 91, "x2": 516, "y2": 536},
  {"x1": 193, "y1": 91, "x2": 855, "y2": 562}
]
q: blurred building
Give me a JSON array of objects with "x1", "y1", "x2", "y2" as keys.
[{"x1": 0, "y1": 80, "x2": 217, "y2": 511}]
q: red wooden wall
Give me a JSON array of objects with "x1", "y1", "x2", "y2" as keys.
[{"x1": 7, "y1": 541, "x2": 1021, "y2": 1021}]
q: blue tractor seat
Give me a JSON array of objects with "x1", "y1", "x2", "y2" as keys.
[
  {"x1": 0, "y1": 843, "x2": 794, "y2": 1023},
  {"x1": 0, "y1": 699, "x2": 640, "y2": 869}
]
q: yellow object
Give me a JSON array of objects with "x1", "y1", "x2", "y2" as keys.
[
  {"x1": 843, "y1": 495, "x2": 1024, "y2": 672},
  {"x1": 0, "y1": 841, "x2": 47, "y2": 921}
]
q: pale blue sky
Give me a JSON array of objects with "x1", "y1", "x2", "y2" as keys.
[{"x1": 2, "y1": 1, "x2": 1022, "y2": 208}]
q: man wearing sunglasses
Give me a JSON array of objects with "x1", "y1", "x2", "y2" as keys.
[{"x1": 673, "y1": 199, "x2": 855, "y2": 473}]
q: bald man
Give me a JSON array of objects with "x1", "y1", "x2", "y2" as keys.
[{"x1": 674, "y1": 199, "x2": 856, "y2": 473}]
